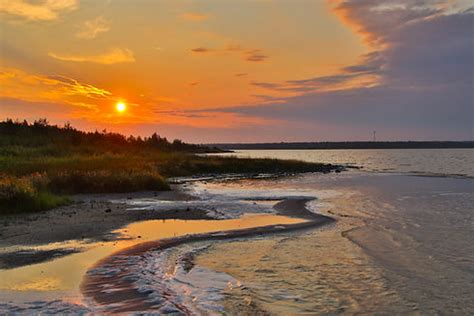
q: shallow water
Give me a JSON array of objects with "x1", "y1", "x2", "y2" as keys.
[
  {"x1": 0, "y1": 214, "x2": 303, "y2": 313},
  {"x1": 211, "y1": 148, "x2": 474, "y2": 177},
  {"x1": 195, "y1": 172, "x2": 474, "y2": 314}
]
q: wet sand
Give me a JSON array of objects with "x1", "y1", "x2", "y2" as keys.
[
  {"x1": 80, "y1": 197, "x2": 334, "y2": 314},
  {"x1": 0, "y1": 181, "x2": 335, "y2": 314},
  {"x1": 0, "y1": 187, "x2": 208, "y2": 269}
]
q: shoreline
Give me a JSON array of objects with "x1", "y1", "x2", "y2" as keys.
[
  {"x1": 80, "y1": 197, "x2": 334, "y2": 314},
  {"x1": 0, "y1": 186, "x2": 201, "y2": 248},
  {"x1": 0, "y1": 178, "x2": 336, "y2": 314},
  {"x1": 0, "y1": 185, "x2": 211, "y2": 269}
]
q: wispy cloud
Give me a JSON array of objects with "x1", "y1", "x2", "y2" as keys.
[
  {"x1": 45, "y1": 75, "x2": 111, "y2": 99},
  {"x1": 190, "y1": 45, "x2": 269, "y2": 62},
  {"x1": 191, "y1": 47, "x2": 211, "y2": 53},
  {"x1": 0, "y1": 67, "x2": 112, "y2": 111},
  {"x1": 0, "y1": 0, "x2": 78, "y2": 21},
  {"x1": 180, "y1": 12, "x2": 209, "y2": 21},
  {"x1": 76, "y1": 16, "x2": 111, "y2": 39},
  {"x1": 48, "y1": 48, "x2": 135, "y2": 64},
  {"x1": 251, "y1": 51, "x2": 383, "y2": 94},
  {"x1": 244, "y1": 49, "x2": 269, "y2": 62}
]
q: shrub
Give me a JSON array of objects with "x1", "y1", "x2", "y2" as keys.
[
  {"x1": 47, "y1": 170, "x2": 170, "y2": 194},
  {"x1": 0, "y1": 175, "x2": 69, "y2": 214}
]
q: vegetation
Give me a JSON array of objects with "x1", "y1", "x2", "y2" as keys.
[{"x1": 0, "y1": 119, "x2": 338, "y2": 214}]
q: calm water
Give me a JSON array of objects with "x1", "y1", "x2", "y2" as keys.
[
  {"x1": 196, "y1": 173, "x2": 474, "y2": 314},
  {"x1": 212, "y1": 148, "x2": 474, "y2": 177},
  {"x1": 1, "y1": 149, "x2": 473, "y2": 314},
  {"x1": 196, "y1": 149, "x2": 474, "y2": 314}
]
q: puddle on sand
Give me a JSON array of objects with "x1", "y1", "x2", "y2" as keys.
[{"x1": 0, "y1": 214, "x2": 305, "y2": 306}]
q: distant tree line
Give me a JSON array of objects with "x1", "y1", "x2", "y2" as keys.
[{"x1": 0, "y1": 119, "x2": 222, "y2": 153}]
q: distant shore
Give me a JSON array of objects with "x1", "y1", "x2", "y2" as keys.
[{"x1": 211, "y1": 141, "x2": 474, "y2": 150}]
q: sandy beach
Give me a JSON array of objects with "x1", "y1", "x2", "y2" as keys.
[
  {"x1": 0, "y1": 179, "x2": 335, "y2": 313},
  {"x1": 0, "y1": 186, "x2": 206, "y2": 268}
]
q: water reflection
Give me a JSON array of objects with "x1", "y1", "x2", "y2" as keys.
[{"x1": 0, "y1": 214, "x2": 304, "y2": 302}]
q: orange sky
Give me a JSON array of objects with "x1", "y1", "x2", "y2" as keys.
[
  {"x1": 1, "y1": 0, "x2": 472, "y2": 142},
  {"x1": 0, "y1": 1, "x2": 368, "y2": 132}
]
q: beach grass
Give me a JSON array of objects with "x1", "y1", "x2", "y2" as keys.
[
  {"x1": 0, "y1": 175, "x2": 70, "y2": 214},
  {"x1": 0, "y1": 120, "x2": 338, "y2": 214}
]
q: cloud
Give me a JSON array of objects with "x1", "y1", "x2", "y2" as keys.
[
  {"x1": 332, "y1": 0, "x2": 446, "y2": 46},
  {"x1": 190, "y1": 45, "x2": 269, "y2": 62},
  {"x1": 191, "y1": 47, "x2": 211, "y2": 53},
  {"x1": 180, "y1": 12, "x2": 209, "y2": 21},
  {"x1": 202, "y1": 1, "x2": 473, "y2": 140},
  {"x1": 244, "y1": 49, "x2": 269, "y2": 62},
  {"x1": 0, "y1": 0, "x2": 78, "y2": 21},
  {"x1": 251, "y1": 51, "x2": 383, "y2": 95},
  {"x1": 76, "y1": 16, "x2": 111, "y2": 39},
  {"x1": 48, "y1": 48, "x2": 135, "y2": 64},
  {"x1": 45, "y1": 75, "x2": 111, "y2": 99},
  {"x1": 0, "y1": 67, "x2": 112, "y2": 110}
]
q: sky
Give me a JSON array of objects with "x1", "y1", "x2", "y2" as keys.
[{"x1": 0, "y1": 0, "x2": 473, "y2": 142}]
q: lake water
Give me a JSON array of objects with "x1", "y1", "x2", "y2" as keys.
[
  {"x1": 196, "y1": 149, "x2": 474, "y2": 314},
  {"x1": 210, "y1": 148, "x2": 474, "y2": 177},
  {"x1": 1, "y1": 149, "x2": 473, "y2": 314}
]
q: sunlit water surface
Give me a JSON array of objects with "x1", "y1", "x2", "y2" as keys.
[{"x1": 0, "y1": 215, "x2": 303, "y2": 313}]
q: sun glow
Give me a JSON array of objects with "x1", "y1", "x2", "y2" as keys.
[{"x1": 116, "y1": 102, "x2": 126, "y2": 113}]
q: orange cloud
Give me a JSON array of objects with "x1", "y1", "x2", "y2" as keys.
[
  {"x1": 76, "y1": 16, "x2": 111, "y2": 39},
  {"x1": 48, "y1": 48, "x2": 135, "y2": 64},
  {"x1": 0, "y1": 67, "x2": 112, "y2": 110},
  {"x1": 190, "y1": 45, "x2": 269, "y2": 62},
  {"x1": 244, "y1": 49, "x2": 268, "y2": 62},
  {"x1": 0, "y1": 0, "x2": 77, "y2": 21}
]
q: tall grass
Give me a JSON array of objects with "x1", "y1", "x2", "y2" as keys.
[
  {"x1": 0, "y1": 120, "x2": 338, "y2": 214},
  {"x1": 0, "y1": 174, "x2": 70, "y2": 214}
]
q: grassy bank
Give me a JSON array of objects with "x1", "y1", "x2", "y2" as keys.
[{"x1": 0, "y1": 120, "x2": 339, "y2": 214}]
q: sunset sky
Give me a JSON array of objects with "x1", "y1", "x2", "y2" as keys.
[{"x1": 1, "y1": 0, "x2": 472, "y2": 142}]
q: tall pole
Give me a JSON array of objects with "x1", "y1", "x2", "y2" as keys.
[{"x1": 373, "y1": 130, "x2": 376, "y2": 142}]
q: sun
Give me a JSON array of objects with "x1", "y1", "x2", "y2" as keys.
[{"x1": 116, "y1": 101, "x2": 126, "y2": 113}]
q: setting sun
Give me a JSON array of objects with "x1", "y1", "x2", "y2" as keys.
[{"x1": 116, "y1": 102, "x2": 126, "y2": 113}]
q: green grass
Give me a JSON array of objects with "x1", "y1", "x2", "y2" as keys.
[
  {"x1": 0, "y1": 120, "x2": 339, "y2": 214},
  {"x1": 0, "y1": 175, "x2": 70, "y2": 214},
  {"x1": 0, "y1": 151, "x2": 337, "y2": 215}
]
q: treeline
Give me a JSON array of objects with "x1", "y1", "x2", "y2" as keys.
[
  {"x1": 0, "y1": 119, "x2": 223, "y2": 154},
  {"x1": 212, "y1": 141, "x2": 474, "y2": 150}
]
